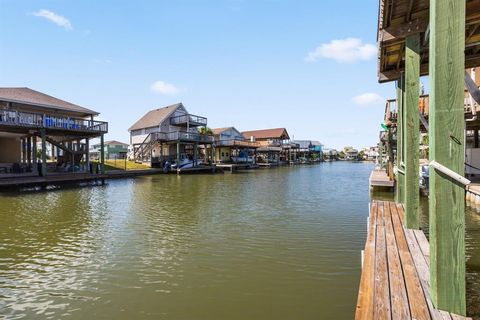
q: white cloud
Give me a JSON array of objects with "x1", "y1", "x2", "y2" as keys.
[
  {"x1": 352, "y1": 93, "x2": 384, "y2": 106},
  {"x1": 32, "y1": 9, "x2": 72, "y2": 30},
  {"x1": 306, "y1": 38, "x2": 376, "y2": 63},
  {"x1": 150, "y1": 81, "x2": 181, "y2": 95}
]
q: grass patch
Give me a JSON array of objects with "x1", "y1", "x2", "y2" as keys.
[{"x1": 93, "y1": 160, "x2": 150, "y2": 171}]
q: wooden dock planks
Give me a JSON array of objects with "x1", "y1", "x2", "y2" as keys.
[
  {"x1": 369, "y1": 169, "x2": 395, "y2": 188},
  {"x1": 355, "y1": 200, "x2": 471, "y2": 320}
]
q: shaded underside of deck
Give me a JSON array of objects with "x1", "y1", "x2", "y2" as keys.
[{"x1": 355, "y1": 200, "x2": 470, "y2": 320}]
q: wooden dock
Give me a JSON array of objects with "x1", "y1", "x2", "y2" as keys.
[
  {"x1": 355, "y1": 200, "x2": 470, "y2": 320},
  {"x1": 257, "y1": 162, "x2": 278, "y2": 168},
  {"x1": 0, "y1": 169, "x2": 162, "y2": 189},
  {"x1": 369, "y1": 169, "x2": 395, "y2": 188},
  {"x1": 175, "y1": 166, "x2": 217, "y2": 174},
  {"x1": 215, "y1": 163, "x2": 254, "y2": 173}
]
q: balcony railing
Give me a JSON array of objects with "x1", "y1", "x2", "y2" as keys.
[
  {"x1": 150, "y1": 131, "x2": 214, "y2": 143},
  {"x1": 216, "y1": 138, "x2": 260, "y2": 148},
  {"x1": 0, "y1": 110, "x2": 108, "y2": 133},
  {"x1": 170, "y1": 114, "x2": 207, "y2": 127}
]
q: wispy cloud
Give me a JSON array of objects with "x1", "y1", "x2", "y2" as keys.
[
  {"x1": 352, "y1": 93, "x2": 384, "y2": 106},
  {"x1": 306, "y1": 38, "x2": 376, "y2": 63},
  {"x1": 32, "y1": 9, "x2": 72, "y2": 31},
  {"x1": 150, "y1": 81, "x2": 182, "y2": 95},
  {"x1": 93, "y1": 58, "x2": 113, "y2": 64}
]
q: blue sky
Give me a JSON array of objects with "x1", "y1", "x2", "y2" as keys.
[{"x1": 0, "y1": 0, "x2": 397, "y2": 150}]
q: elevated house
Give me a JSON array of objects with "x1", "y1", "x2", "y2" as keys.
[
  {"x1": 310, "y1": 141, "x2": 323, "y2": 162},
  {"x1": 242, "y1": 128, "x2": 290, "y2": 165},
  {"x1": 211, "y1": 127, "x2": 259, "y2": 163},
  {"x1": 129, "y1": 103, "x2": 214, "y2": 168},
  {"x1": 322, "y1": 148, "x2": 338, "y2": 161},
  {"x1": 291, "y1": 140, "x2": 312, "y2": 163},
  {"x1": 90, "y1": 140, "x2": 128, "y2": 160},
  {"x1": 343, "y1": 146, "x2": 358, "y2": 160},
  {"x1": 291, "y1": 140, "x2": 324, "y2": 163},
  {"x1": 0, "y1": 87, "x2": 108, "y2": 176}
]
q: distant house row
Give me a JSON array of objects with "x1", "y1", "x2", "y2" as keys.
[
  {"x1": 0, "y1": 88, "x2": 324, "y2": 176},
  {"x1": 127, "y1": 102, "x2": 323, "y2": 168}
]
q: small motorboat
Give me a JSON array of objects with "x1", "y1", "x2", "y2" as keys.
[{"x1": 171, "y1": 154, "x2": 203, "y2": 170}]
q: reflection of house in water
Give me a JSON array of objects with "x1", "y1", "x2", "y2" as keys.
[
  {"x1": 0, "y1": 87, "x2": 108, "y2": 177},
  {"x1": 211, "y1": 127, "x2": 259, "y2": 163},
  {"x1": 129, "y1": 103, "x2": 214, "y2": 169}
]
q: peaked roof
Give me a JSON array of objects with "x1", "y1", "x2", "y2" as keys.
[
  {"x1": 0, "y1": 87, "x2": 99, "y2": 116},
  {"x1": 211, "y1": 127, "x2": 244, "y2": 136},
  {"x1": 311, "y1": 140, "x2": 323, "y2": 146},
  {"x1": 129, "y1": 103, "x2": 183, "y2": 131},
  {"x1": 242, "y1": 128, "x2": 290, "y2": 140},
  {"x1": 105, "y1": 140, "x2": 128, "y2": 146},
  {"x1": 211, "y1": 127, "x2": 234, "y2": 135},
  {"x1": 292, "y1": 140, "x2": 312, "y2": 149}
]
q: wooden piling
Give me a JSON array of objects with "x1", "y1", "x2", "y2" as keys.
[
  {"x1": 404, "y1": 34, "x2": 420, "y2": 229},
  {"x1": 429, "y1": 0, "x2": 466, "y2": 314},
  {"x1": 395, "y1": 74, "x2": 405, "y2": 204}
]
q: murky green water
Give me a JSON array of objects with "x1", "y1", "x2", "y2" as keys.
[{"x1": 0, "y1": 162, "x2": 373, "y2": 319}]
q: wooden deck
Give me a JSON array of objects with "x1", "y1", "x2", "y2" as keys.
[
  {"x1": 369, "y1": 169, "x2": 395, "y2": 188},
  {"x1": 215, "y1": 163, "x2": 256, "y2": 173},
  {"x1": 355, "y1": 200, "x2": 470, "y2": 320},
  {"x1": 0, "y1": 169, "x2": 162, "y2": 189},
  {"x1": 175, "y1": 166, "x2": 217, "y2": 174}
]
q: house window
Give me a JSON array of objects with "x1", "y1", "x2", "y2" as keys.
[{"x1": 131, "y1": 130, "x2": 142, "y2": 136}]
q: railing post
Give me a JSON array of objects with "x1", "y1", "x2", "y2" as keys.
[
  {"x1": 100, "y1": 134, "x2": 105, "y2": 174},
  {"x1": 86, "y1": 138, "x2": 90, "y2": 172},
  {"x1": 40, "y1": 128, "x2": 47, "y2": 176},
  {"x1": 429, "y1": 0, "x2": 466, "y2": 314},
  {"x1": 176, "y1": 142, "x2": 180, "y2": 166}
]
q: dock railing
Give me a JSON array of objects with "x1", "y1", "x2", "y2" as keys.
[
  {"x1": 0, "y1": 110, "x2": 108, "y2": 133},
  {"x1": 169, "y1": 113, "x2": 208, "y2": 127}
]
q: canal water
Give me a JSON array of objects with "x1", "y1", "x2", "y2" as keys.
[
  {"x1": 0, "y1": 162, "x2": 373, "y2": 319},
  {"x1": 0, "y1": 163, "x2": 393, "y2": 319}
]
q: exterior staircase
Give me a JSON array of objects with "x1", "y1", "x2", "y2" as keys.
[{"x1": 134, "y1": 132, "x2": 157, "y2": 163}]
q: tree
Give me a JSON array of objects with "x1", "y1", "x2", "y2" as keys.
[
  {"x1": 357, "y1": 150, "x2": 365, "y2": 160},
  {"x1": 198, "y1": 127, "x2": 213, "y2": 135}
]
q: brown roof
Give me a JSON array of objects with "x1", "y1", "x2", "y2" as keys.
[
  {"x1": 242, "y1": 128, "x2": 290, "y2": 140},
  {"x1": 0, "y1": 87, "x2": 99, "y2": 116},
  {"x1": 105, "y1": 140, "x2": 128, "y2": 146},
  {"x1": 129, "y1": 103, "x2": 183, "y2": 131}
]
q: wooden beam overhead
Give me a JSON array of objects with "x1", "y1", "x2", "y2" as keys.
[
  {"x1": 379, "y1": 19, "x2": 429, "y2": 43},
  {"x1": 377, "y1": 0, "x2": 480, "y2": 82}
]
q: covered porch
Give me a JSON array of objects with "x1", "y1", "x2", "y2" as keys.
[{"x1": 366, "y1": 0, "x2": 480, "y2": 317}]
